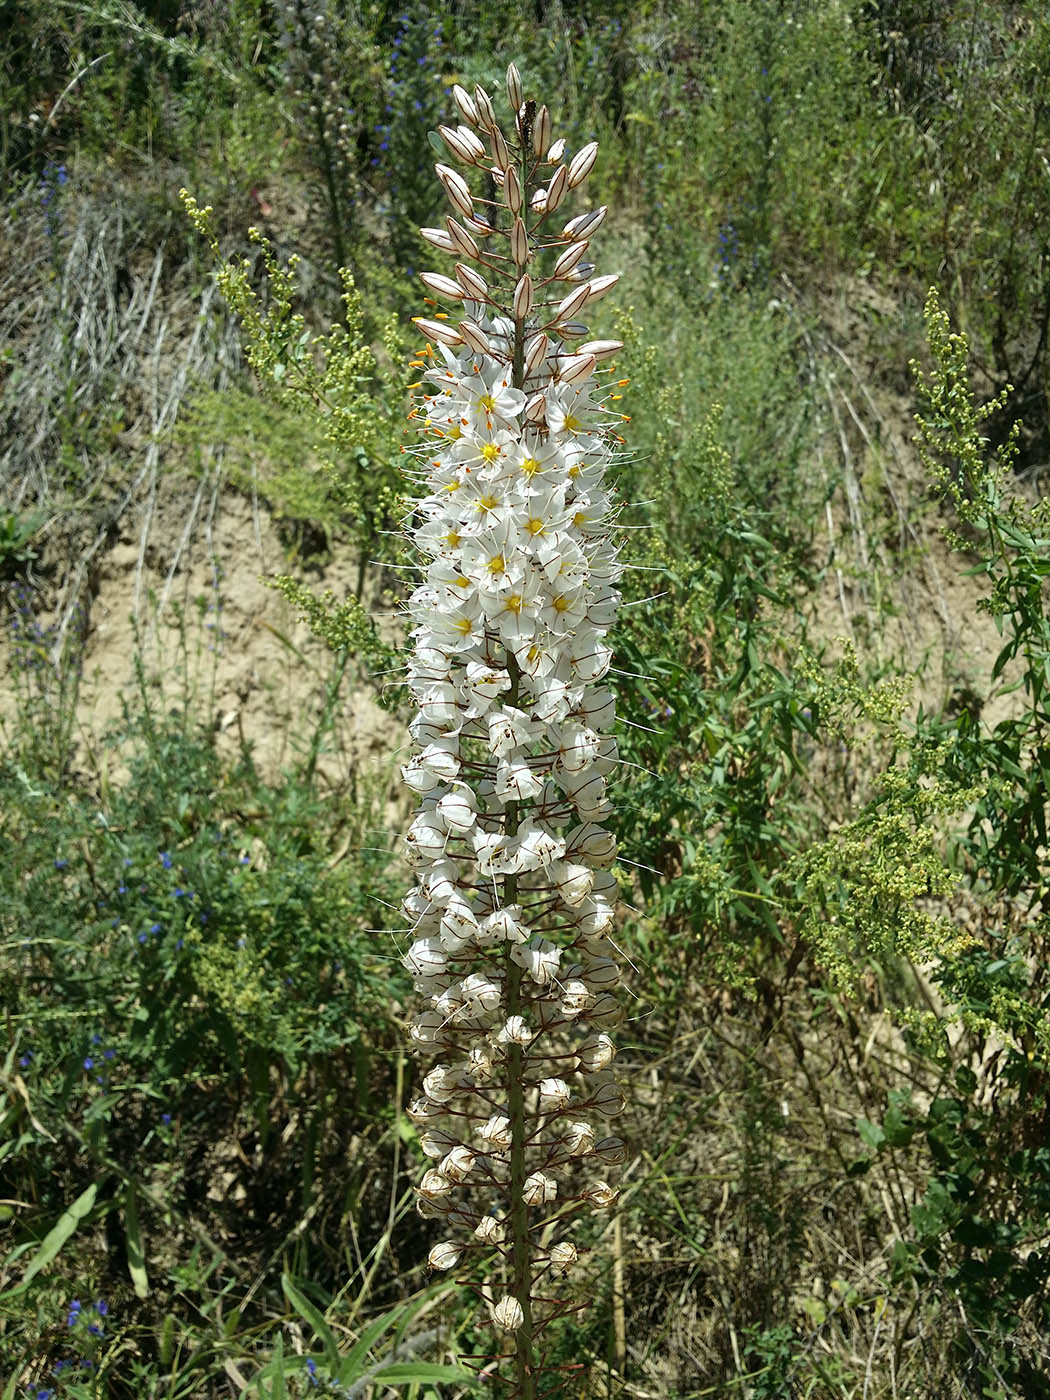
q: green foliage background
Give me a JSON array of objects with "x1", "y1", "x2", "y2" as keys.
[{"x1": 2, "y1": 2, "x2": 1050, "y2": 1397}]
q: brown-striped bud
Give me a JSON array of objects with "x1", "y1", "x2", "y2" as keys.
[
  {"x1": 553, "y1": 240, "x2": 589, "y2": 278},
  {"x1": 435, "y1": 163, "x2": 474, "y2": 218},
  {"x1": 546, "y1": 164, "x2": 568, "y2": 213},
  {"x1": 583, "y1": 272, "x2": 619, "y2": 303},
  {"x1": 420, "y1": 272, "x2": 466, "y2": 301},
  {"x1": 412, "y1": 317, "x2": 463, "y2": 347},
  {"x1": 420, "y1": 226, "x2": 456, "y2": 253},
  {"x1": 555, "y1": 283, "x2": 591, "y2": 322},
  {"x1": 439, "y1": 125, "x2": 478, "y2": 165},
  {"x1": 473, "y1": 84, "x2": 496, "y2": 127},
  {"x1": 567, "y1": 140, "x2": 599, "y2": 187},
  {"x1": 456, "y1": 263, "x2": 489, "y2": 301},
  {"x1": 513, "y1": 274, "x2": 533, "y2": 321},
  {"x1": 547, "y1": 137, "x2": 566, "y2": 163},
  {"x1": 563, "y1": 206, "x2": 607, "y2": 239},
  {"x1": 490, "y1": 123, "x2": 511, "y2": 172},
  {"x1": 577, "y1": 338, "x2": 624, "y2": 361},
  {"x1": 445, "y1": 217, "x2": 480, "y2": 259},
  {"x1": 557, "y1": 352, "x2": 596, "y2": 385},
  {"x1": 511, "y1": 217, "x2": 529, "y2": 267},
  {"x1": 504, "y1": 165, "x2": 523, "y2": 214},
  {"x1": 452, "y1": 84, "x2": 478, "y2": 125},
  {"x1": 524, "y1": 332, "x2": 549, "y2": 373},
  {"x1": 533, "y1": 104, "x2": 551, "y2": 155},
  {"x1": 506, "y1": 63, "x2": 523, "y2": 111}
]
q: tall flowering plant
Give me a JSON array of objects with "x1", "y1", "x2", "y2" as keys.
[{"x1": 399, "y1": 66, "x2": 628, "y2": 1396}]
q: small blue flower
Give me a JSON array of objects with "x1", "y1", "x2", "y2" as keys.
[
  {"x1": 306, "y1": 1357, "x2": 318, "y2": 1386},
  {"x1": 160, "y1": 852, "x2": 172, "y2": 869},
  {"x1": 54, "y1": 859, "x2": 68, "y2": 869},
  {"x1": 95, "y1": 1300, "x2": 108, "y2": 1316},
  {"x1": 18, "y1": 1051, "x2": 32, "y2": 1067},
  {"x1": 103, "y1": 1048, "x2": 115, "y2": 1060},
  {"x1": 150, "y1": 922, "x2": 161, "y2": 933},
  {"x1": 139, "y1": 932, "x2": 148, "y2": 943},
  {"x1": 161, "y1": 1113, "x2": 172, "y2": 1126},
  {"x1": 83, "y1": 1057, "x2": 94, "y2": 1071},
  {"x1": 66, "y1": 1299, "x2": 81, "y2": 1327}
]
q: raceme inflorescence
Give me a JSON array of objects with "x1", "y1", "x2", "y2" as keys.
[{"x1": 399, "y1": 66, "x2": 629, "y2": 1395}]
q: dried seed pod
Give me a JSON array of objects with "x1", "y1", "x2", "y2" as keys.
[
  {"x1": 428, "y1": 1240, "x2": 462, "y2": 1271},
  {"x1": 493, "y1": 1296, "x2": 524, "y2": 1332}
]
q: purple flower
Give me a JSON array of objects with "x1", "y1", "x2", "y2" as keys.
[
  {"x1": 161, "y1": 1113, "x2": 172, "y2": 1126},
  {"x1": 306, "y1": 1358, "x2": 318, "y2": 1386},
  {"x1": 66, "y1": 1299, "x2": 81, "y2": 1327},
  {"x1": 18, "y1": 1051, "x2": 32, "y2": 1067},
  {"x1": 83, "y1": 1057, "x2": 94, "y2": 1071},
  {"x1": 160, "y1": 852, "x2": 172, "y2": 869}
]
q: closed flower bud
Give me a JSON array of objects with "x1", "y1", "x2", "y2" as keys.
[
  {"x1": 577, "y1": 338, "x2": 625, "y2": 362},
  {"x1": 567, "y1": 140, "x2": 599, "y2": 187},
  {"x1": 511, "y1": 217, "x2": 529, "y2": 267},
  {"x1": 555, "y1": 283, "x2": 591, "y2": 322},
  {"x1": 583, "y1": 272, "x2": 619, "y2": 303},
  {"x1": 435, "y1": 163, "x2": 474, "y2": 218},
  {"x1": 457, "y1": 319, "x2": 491, "y2": 355},
  {"x1": 533, "y1": 104, "x2": 551, "y2": 155},
  {"x1": 524, "y1": 332, "x2": 549, "y2": 373},
  {"x1": 506, "y1": 63, "x2": 523, "y2": 111},
  {"x1": 557, "y1": 352, "x2": 596, "y2": 385},
  {"x1": 504, "y1": 165, "x2": 523, "y2": 213},
  {"x1": 553, "y1": 240, "x2": 589, "y2": 278},
  {"x1": 547, "y1": 137, "x2": 566, "y2": 162},
  {"x1": 545, "y1": 163, "x2": 568, "y2": 212},
  {"x1": 419, "y1": 271, "x2": 466, "y2": 301},
  {"x1": 473, "y1": 84, "x2": 496, "y2": 126},
  {"x1": 513, "y1": 274, "x2": 533, "y2": 321},
  {"x1": 490, "y1": 122, "x2": 511, "y2": 171},
  {"x1": 452, "y1": 83, "x2": 479, "y2": 126},
  {"x1": 456, "y1": 263, "x2": 489, "y2": 301},
  {"x1": 445, "y1": 217, "x2": 480, "y2": 259},
  {"x1": 563, "y1": 205, "x2": 608, "y2": 239},
  {"x1": 420, "y1": 226, "x2": 456, "y2": 253},
  {"x1": 439, "y1": 125, "x2": 478, "y2": 164},
  {"x1": 412, "y1": 316, "x2": 463, "y2": 347}
]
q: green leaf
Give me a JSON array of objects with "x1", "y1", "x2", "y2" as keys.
[
  {"x1": 373, "y1": 1362, "x2": 480, "y2": 1384},
  {"x1": 856, "y1": 1117, "x2": 885, "y2": 1153},
  {"x1": 125, "y1": 1178, "x2": 149, "y2": 1298},
  {"x1": 282, "y1": 1273, "x2": 339, "y2": 1371},
  {"x1": 1, "y1": 1182, "x2": 99, "y2": 1296}
]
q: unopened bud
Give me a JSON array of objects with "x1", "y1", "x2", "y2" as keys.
[
  {"x1": 506, "y1": 63, "x2": 523, "y2": 110},
  {"x1": 524, "y1": 333, "x2": 549, "y2": 374},
  {"x1": 563, "y1": 206, "x2": 607, "y2": 239},
  {"x1": 533, "y1": 104, "x2": 551, "y2": 155},
  {"x1": 513, "y1": 274, "x2": 533, "y2": 321},
  {"x1": 457, "y1": 319, "x2": 492, "y2": 355},
  {"x1": 455, "y1": 262, "x2": 489, "y2": 301},
  {"x1": 567, "y1": 140, "x2": 599, "y2": 187},
  {"x1": 412, "y1": 316, "x2": 463, "y2": 347},
  {"x1": 473, "y1": 84, "x2": 496, "y2": 126},
  {"x1": 553, "y1": 240, "x2": 589, "y2": 278},
  {"x1": 490, "y1": 123, "x2": 511, "y2": 172},
  {"x1": 452, "y1": 84, "x2": 479, "y2": 125},
  {"x1": 504, "y1": 165, "x2": 523, "y2": 214},
  {"x1": 546, "y1": 163, "x2": 568, "y2": 212},
  {"x1": 419, "y1": 272, "x2": 466, "y2": 301},
  {"x1": 435, "y1": 163, "x2": 474, "y2": 218},
  {"x1": 547, "y1": 137, "x2": 566, "y2": 162},
  {"x1": 511, "y1": 217, "x2": 529, "y2": 267}
]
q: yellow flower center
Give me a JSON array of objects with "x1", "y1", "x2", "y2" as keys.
[
  {"x1": 447, "y1": 424, "x2": 463, "y2": 440},
  {"x1": 444, "y1": 530, "x2": 460, "y2": 548},
  {"x1": 479, "y1": 393, "x2": 496, "y2": 412},
  {"x1": 573, "y1": 511, "x2": 586, "y2": 528},
  {"x1": 477, "y1": 494, "x2": 499, "y2": 513},
  {"x1": 563, "y1": 413, "x2": 582, "y2": 433},
  {"x1": 552, "y1": 595, "x2": 570, "y2": 613},
  {"x1": 455, "y1": 616, "x2": 474, "y2": 635},
  {"x1": 481, "y1": 442, "x2": 500, "y2": 463},
  {"x1": 486, "y1": 554, "x2": 505, "y2": 574},
  {"x1": 525, "y1": 518, "x2": 545, "y2": 536},
  {"x1": 454, "y1": 575, "x2": 470, "y2": 588},
  {"x1": 521, "y1": 456, "x2": 542, "y2": 476},
  {"x1": 504, "y1": 594, "x2": 523, "y2": 615}
]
